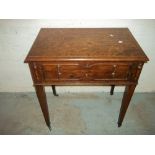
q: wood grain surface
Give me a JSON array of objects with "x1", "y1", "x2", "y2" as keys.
[{"x1": 24, "y1": 28, "x2": 149, "y2": 62}]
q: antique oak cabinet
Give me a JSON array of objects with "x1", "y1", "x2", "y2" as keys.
[{"x1": 24, "y1": 28, "x2": 149, "y2": 130}]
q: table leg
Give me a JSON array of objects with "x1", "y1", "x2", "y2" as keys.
[
  {"x1": 117, "y1": 84, "x2": 136, "y2": 127},
  {"x1": 34, "y1": 85, "x2": 51, "y2": 130},
  {"x1": 51, "y1": 85, "x2": 59, "y2": 96},
  {"x1": 110, "y1": 85, "x2": 115, "y2": 95}
]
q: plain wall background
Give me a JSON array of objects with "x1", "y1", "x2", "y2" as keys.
[{"x1": 0, "y1": 19, "x2": 154, "y2": 92}]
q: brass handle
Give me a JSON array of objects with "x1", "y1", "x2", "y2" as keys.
[
  {"x1": 112, "y1": 65, "x2": 117, "y2": 78},
  {"x1": 34, "y1": 65, "x2": 37, "y2": 69},
  {"x1": 138, "y1": 64, "x2": 142, "y2": 69},
  {"x1": 85, "y1": 73, "x2": 88, "y2": 77},
  {"x1": 112, "y1": 72, "x2": 115, "y2": 77},
  {"x1": 57, "y1": 64, "x2": 61, "y2": 76}
]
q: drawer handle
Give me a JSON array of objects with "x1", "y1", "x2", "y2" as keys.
[
  {"x1": 85, "y1": 73, "x2": 88, "y2": 77},
  {"x1": 112, "y1": 65, "x2": 117, "y2": 78},
  {"x1": 138, "y1": 64, "x2": 142, "y2": 69},
  {"x1": 112, "y1": 72, "x2": 115, "y2": 77},
  {"x1": 57, "y1": 64, "x2": 62, "y2": 76}
]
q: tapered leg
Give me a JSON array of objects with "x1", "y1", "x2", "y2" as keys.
[
  {"x1": 51, "y1": 85, "x2": 58, "y2": 96},
  {"x1": 34, "y1": 85, "x2": 51, "y2": 130},
  {"x1": 110, "y1": 85, "x2": 115, "y2": 95},
  {"x1": 118, "y1": 84, "x2": 136, "y2": 127}
]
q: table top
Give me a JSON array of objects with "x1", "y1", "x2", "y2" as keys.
[{"x1": 24, "y1": 28, "x2": 149, "y2": 62}]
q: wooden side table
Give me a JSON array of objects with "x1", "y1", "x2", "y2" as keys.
[{"x1": 24, "y1": 28, "x2": 149, "y2": 130}]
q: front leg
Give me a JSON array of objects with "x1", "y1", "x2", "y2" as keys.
[
  {"x1": 118, "y1": 84, "x2": 136, "y2": 127},
  {"x1": 34, "y1": 85, "x2": 51, "y2": 130}
]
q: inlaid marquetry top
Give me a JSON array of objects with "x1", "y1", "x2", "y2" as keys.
[{"x1": 24, "y1": 28, "x2": 149, "y2": 62}]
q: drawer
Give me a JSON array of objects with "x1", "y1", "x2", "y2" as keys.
[
  {"x1": 88, "y1": 64, "x2": 130, "y2": 80},
  {"x1": 32, "y1": 62, "x2": 138, "y2": 83},
  {"x1": 59, "y1": 65, "x2": 85, "y2": 80},
  {"x1": 58, "y1": 63, "x2": 130, "y2": 81}
]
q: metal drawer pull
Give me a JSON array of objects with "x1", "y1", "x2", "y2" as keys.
[
  {"x1": 138, "y1": 64, "x2": 142, "y2": 69},
  {"x1": 57, "y1": 64, "x2": 61, "y2": 76},
  {"x1": 85, "y1": 73, "x2": 88, "y2": 77},
  {"x1": 34, "y1": 64, "x2": 37, "y2": 69},
  {"x1": 112, "y1": 72, "x2": 115, "y2": 77},
  {"x1": 112, "y1": 65, "x2": 117, "y2": 78}
]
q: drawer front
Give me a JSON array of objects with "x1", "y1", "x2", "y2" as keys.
[
  {"x1": 58, "y1": 63, "x2": 130, "y2": 81},
  {"x1": 59, "y1": 65, "x2": 85, "y2": 80},
  {"x1": 30, "y1": 62, "x2": 142, "y2": 83},
  {"x1": 42, "y1": 64, "x2": 58, "y2": 81},
  {"x1": 84, "y1": 64, "x2": 129, "y2": 80}
]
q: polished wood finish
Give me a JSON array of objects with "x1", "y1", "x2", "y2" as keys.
[
  {"x1": 25, "y1": 28, "x2": 148, "y2": 62},
  {"x1": 24, "y1": 28, "x2": 149, "y2": 130}
]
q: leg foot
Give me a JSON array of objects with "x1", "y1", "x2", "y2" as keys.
[
  {"x1": 48, "y1": 124, "x2": 52, "y2": 131},
  {"x1": 117, "y1": 122, "x2": 122, "y2": 127},
  {"x1": 110, "y1": 85, "x2": 115, "y2": 95},
  {"x1": 51, "y1": 85, "x2": 59, "y2": 96}
]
